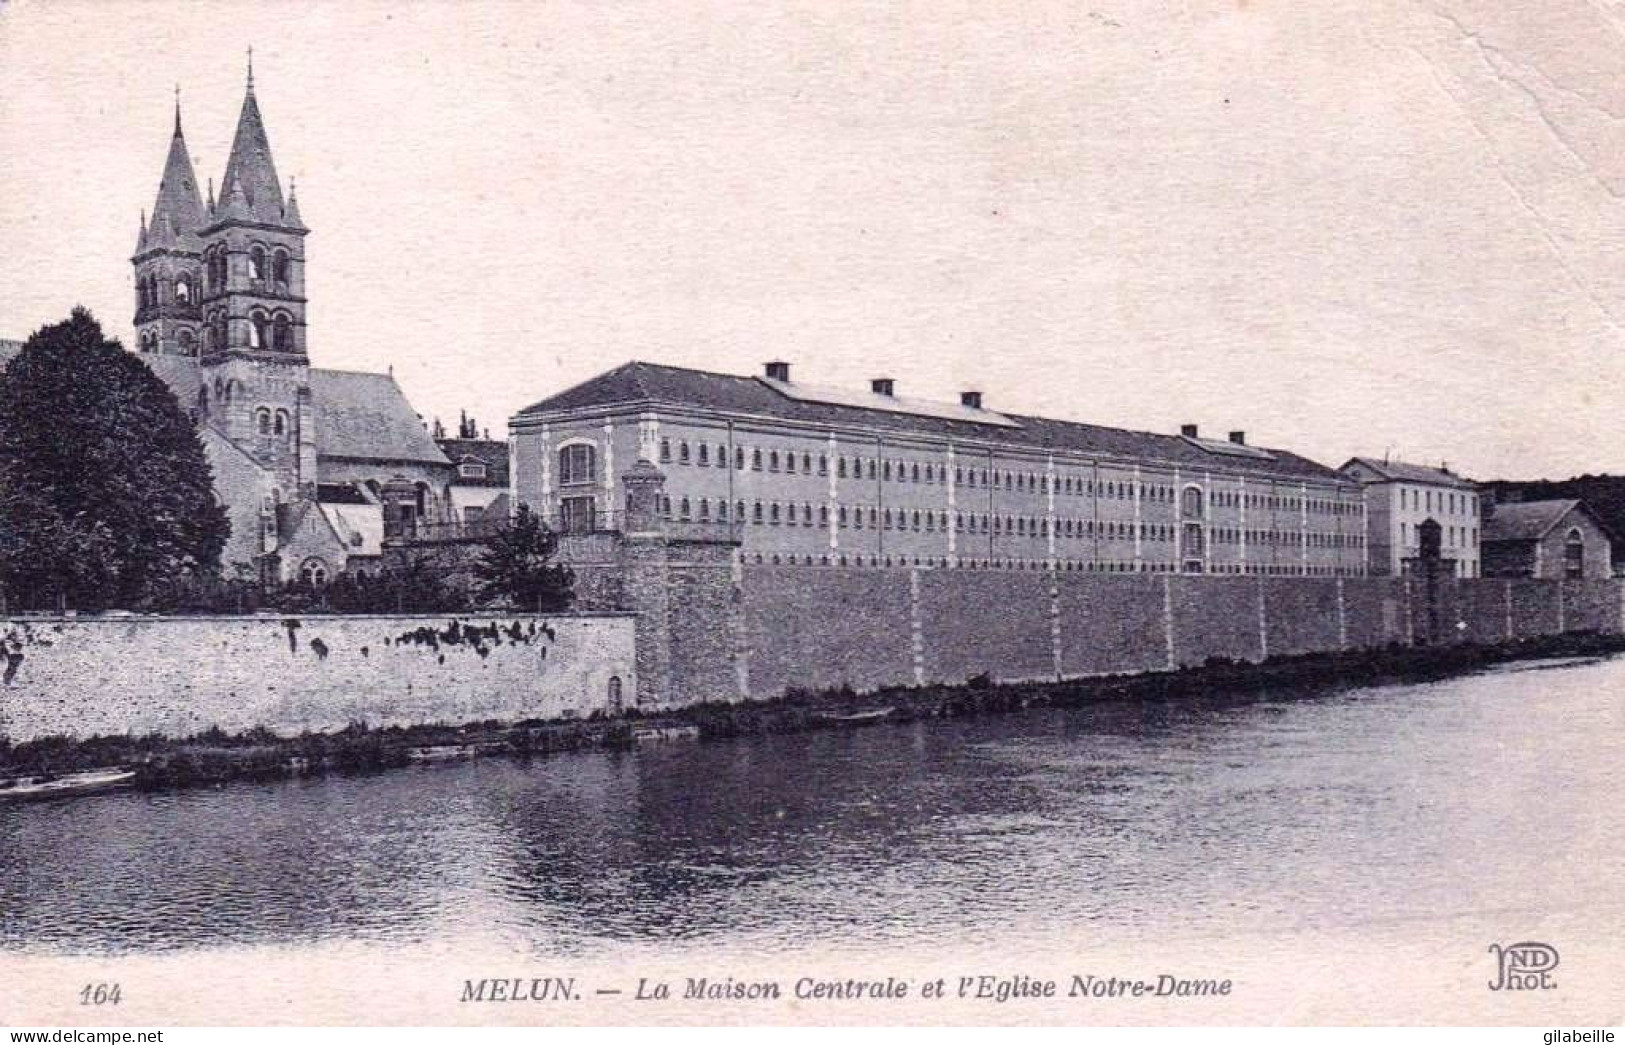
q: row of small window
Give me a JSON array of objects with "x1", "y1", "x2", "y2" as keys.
[
  {"x1": 1399, "y1": 522, "x2": 1478, "y2": 546},
  {"x1": 189, "y1": 310, "x2": 297, "y2": 353},
  {"x1": 1400, "y1": 487, "x2": 1475, "y2": 515},
  {"x1": 142, "y1": 315, "x2": 298, "y2": 356},
  {"x1": 203, "y1": 243, "x2": 293, "y2": 292},
  {"x1": 136, "y1": 273, "x2": 195, "y2": 309},
  {"x1": 742, "y1": 553, "x2": 1364, "y2": 577},
  {"x1": 1211, "y1": 528, "x2": 1366, "y2": 549},
  {"x1": 655, "y1": 496, "x2": 1362, "y2": 547},
  {"x1": 138, "y1": 250, "x2": 294, "y2": 313},
  {"x1": 655, "y1": 438, "x2": 1358, "y2": 512},
  {"x1": 1210, "y1": 489, "x2": 1360, "y2": 515},
  {"x1": 137, "y1": 329, "x2": 199, "y2": 355}
]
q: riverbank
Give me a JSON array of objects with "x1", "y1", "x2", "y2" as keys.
[{"x1": 3, "y1": 631, "x2": 1621, "y2": 797}]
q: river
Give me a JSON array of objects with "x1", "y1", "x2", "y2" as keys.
[{"x1": 2, "y1": 655, "x2": 1622, "y2": 1024}]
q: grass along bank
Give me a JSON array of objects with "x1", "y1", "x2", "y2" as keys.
[{"x1": 3, "y1": 630, "x2": 1622, "y2": 797}]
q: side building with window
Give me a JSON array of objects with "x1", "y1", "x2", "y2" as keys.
[
  {"x1": 510, "y1": 361, "x2": 1369, "y2": 575},
  {"x1": 435, "y1": 425, "x2": 511, "y2": 528},
  {"x1": 1481, "y1": 499, "x2": 1615, "y2": 580},
  {"x1": 1338, "y1": 457, "x2": 1481, "y2": 577},
  {"x1": 126, "y1": 67, "x2": 454, "y2": 582}
]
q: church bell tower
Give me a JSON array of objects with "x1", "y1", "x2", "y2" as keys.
[{"x1": 136, "y1": 56, "x2": 317, "y2": 499}]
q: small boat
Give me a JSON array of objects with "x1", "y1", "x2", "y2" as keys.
[
  {"x1": 405, "y1": 744, "x2": 475, "y2": 763},
  {"x1": 632, "y1": 724, "x2": 701, "y2": 743},
  {"x1": 815, "y1": 706, "x2": 896, "y2": 725},
  {"x1": 0, "y1": 768, "x2": 137, "y2": 801}
]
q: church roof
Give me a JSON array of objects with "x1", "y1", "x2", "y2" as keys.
[
  {"x1": 142, "y1": 354, "x2": 204, "y2": 403},
  {"x1": 220, "y1": 79, "x2": 290, "y2": 226},
  {"x1": 518, "y1": 361, "x2": 1348, "y2": 484},
  {"x1": 1483, "y1": 500, "x2": 1598, "y2": 543},
  {"x1": 310, "y1": 368, "x2": 451, "y2": 466}
]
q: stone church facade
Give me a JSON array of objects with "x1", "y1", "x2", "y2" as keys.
[{"x1": 131, "y1": 65, "x2": 453, "y2": 583}]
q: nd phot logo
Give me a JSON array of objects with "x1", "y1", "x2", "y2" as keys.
[{"x1": 1488, "y1": 941, "x2": 1559, "y2": 991}]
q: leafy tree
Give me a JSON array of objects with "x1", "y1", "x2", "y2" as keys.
[
  {"x1": 472, "y1": 503, "x2": 574, "y2": 611},
  {"x1": 0, "y1": 308, "x2": 229, "y2": 610}
]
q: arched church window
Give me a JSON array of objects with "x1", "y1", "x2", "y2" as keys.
[
  {"x1": 273, "y1": 314, "x2": 292, "y2": 352},
  {"x1": 256, "y1": 408, "x2": 272, "y2": 435},
  {"x1": 298, "y1": 558, "x2": 330, "y2": 588},
  {"x1": 273, "y1": 250, "x2": 291, "y2": 287},
  {"x1": 250, "y1": 246, "x2": 266, "y2": 282},
  {"x1": 249, "y1": 311, "x2": 269, "y2": 349},
  {"x1": 1565, "y1": 528, "x2": 1585, "y2": 579},
  {"x1": 1181, "y1": 485, "x2": 1205, "y2": 520},
  {"x1": 274, "y1": 410, "x2": 289, "y2": 437},
  {"x1": 175, "y1": 276, "x2": 191, "y2": 304},
  {"x1": 176, "y1": 329, "x2": 196, "y2": 357}
]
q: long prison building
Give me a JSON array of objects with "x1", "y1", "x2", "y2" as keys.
[{"x1": 510, "y1": 361, "x2": 1369, "y2": 576}]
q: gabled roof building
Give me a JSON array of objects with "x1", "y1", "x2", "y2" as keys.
[
  {"x1": 1482, "y1": 500, "x2": 1615, "y2": 580},
  {"x1": 512, "y1": 361, "x2": 1370, "y2": 575}
]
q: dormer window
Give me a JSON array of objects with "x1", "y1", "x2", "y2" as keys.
[{"x1": 459, "y1": 460, "x2": 488, "y2": 480}]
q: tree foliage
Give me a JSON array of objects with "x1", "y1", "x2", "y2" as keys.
[
  {"x1": 0, "y1": 308, "x2": 230, "y2": 610},
  {"x1": 473, "y1": 503, "x2": 574, "y2": 611}
]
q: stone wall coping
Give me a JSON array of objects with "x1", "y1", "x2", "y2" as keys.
[{"x1": 0, "y1": 611, "x2": 638, "y2": 625}]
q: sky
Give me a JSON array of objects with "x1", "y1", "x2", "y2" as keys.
[{"x1": 2, "y1": 0, "x2": 1623, "y2": 479}]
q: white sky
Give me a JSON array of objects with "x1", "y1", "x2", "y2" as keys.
[{"x1": 2, "y1": 0, "x2": 1623, "y2": 479}]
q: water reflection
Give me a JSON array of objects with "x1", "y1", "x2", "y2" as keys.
[{"x1": 2, "y1": 657, "x2": 1621, "y2": 957}]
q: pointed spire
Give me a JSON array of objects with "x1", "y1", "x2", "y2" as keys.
[
  {"x1": 221, "y1": 55, "x2": 287, "y2": 224},
  {"x1": 136, "y1": 209, "x2": 148, "y2": 252},
  {"x1": 145, "y1": 96, "x2": 204, "y2": 251},
  {"x1": 247, "y1": 45, "x2": 254, "y2": 91},
  {"x1": 283, "y1": 176, "x2": 305, "y2": 228},
  {"x1": 206, "y1": 176, "x2": 215, "y2": 214}
]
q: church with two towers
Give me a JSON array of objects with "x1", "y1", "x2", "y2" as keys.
[{"x1": 131, "y1": 62, "x2": 457, "y2": 584}]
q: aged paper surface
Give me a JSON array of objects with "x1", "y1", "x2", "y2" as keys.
[{"x1": 2, "y1": 0, "x2": 1623, "y2": 1028}]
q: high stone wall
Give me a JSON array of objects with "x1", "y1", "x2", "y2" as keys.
[
  {"x1": 0, "y1": 613, "x2": 636, "y2": 743},
  {"x1": 721, "y1": 567, "x2": 1620, "y2": 702}
]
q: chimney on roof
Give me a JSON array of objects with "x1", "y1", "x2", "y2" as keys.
[
  {"x1": 871, "y1": 377, "x2": 895, "y2": 397},
  {"x1": 764, "y1": 361, "x2": 790, "y2": 382},
  {"x1": 1228, "y1": 430, "x2": 1246, "y2": 445},
  {"x1": 961, "y1": 390, "x2": 983, "y2": 410},
  {"x1": 1181, "y1": 424, "x2": 1199, "y2": 438}
]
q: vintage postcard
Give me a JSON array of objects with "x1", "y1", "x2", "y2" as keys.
[{"x1": 1, "y1": 0, "x2": 1622, "y2": 1032}]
